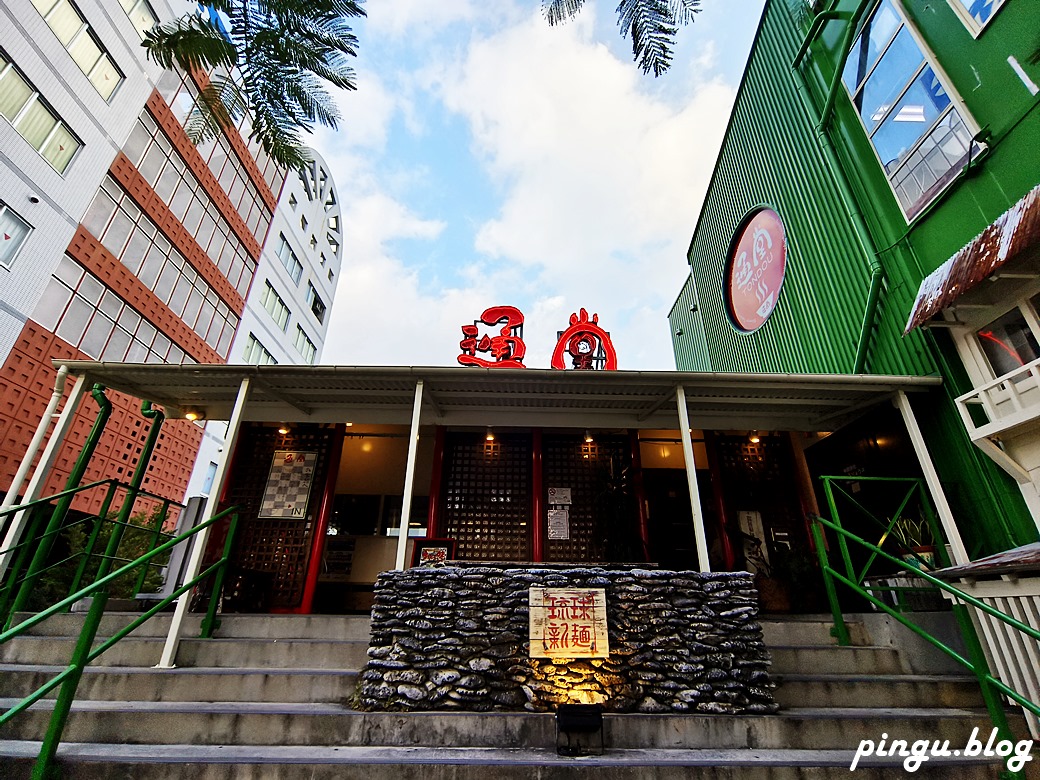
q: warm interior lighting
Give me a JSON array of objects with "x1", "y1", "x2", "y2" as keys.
[
  {"x1": 485, "y1": 427, "x2": 495, "y2": 441},
  {"x1": 184, "y1": 409, "x2": 203, "y2": 422},
  {"x1": 749, "y1": 431, "x2": 760, "y2": 444},
  {"x1": 345, "y1": 421, "x2": 353, "y2": 427},
  {"x1": 278, "y1": 425, "x2": 290, "y2": 435},
  {"x1": 584, "y1": 430, "x2": 594, "y2": 443}
]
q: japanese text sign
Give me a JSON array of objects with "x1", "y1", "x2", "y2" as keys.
[{"x1": 529, "y1": 587, "x2": 609, "y2": 659}]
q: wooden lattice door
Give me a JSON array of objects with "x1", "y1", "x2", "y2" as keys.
[
  {"x1": 542, "y1": 433, "x2": 635, "y2": 563},
  {"x1": 221, "y1": 423, "x2": 336, "y2": 609},
  {"x1": 440, "y1": 431, "x2": 531, "y2": 561}
]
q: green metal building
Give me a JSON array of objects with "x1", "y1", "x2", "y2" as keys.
[{"x1": 670, "y1": 0, "x2": 1040, "y2": 557}]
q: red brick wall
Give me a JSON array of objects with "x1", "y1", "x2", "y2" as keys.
[{"x1": 0, "y1": 323, "x2": 202, "y2": 515}]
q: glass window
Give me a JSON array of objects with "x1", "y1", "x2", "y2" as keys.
[
  {"x1": 0, "y1": 55, "x2": 81, "y2": 173},
  {"x1": 306, "y1": 282, "x2": 326, "y2": 324},
  {"x1": 243, "y1": 333, "x2": 277, "y2": 365},
  {"x1": 844, "y1": 2, "x2": 980, "y2": 220},
  {"x1": 34, "y1": 0, "x2": 124, "y2": 101},
  {"x1": 947, "y1": 0, "x2": 1007, "y2": 33},
  {"x1": 293, "y1": 325, "x2": 316, "y2": 364},
  {"x1": 261, "y1": 281, "x2": 290, "y2": 331},
  {"x1": 977, "y1": 309, "x2": 1040, "y2": 378},
  {"x1": 0, "y1": 202, "x2": 32, "y2": 268},
  {"x1": 276, "y1": 235, "x2": 303, "y2": 283},
  {"x1": 120, "y1": 0, "x2": 157, "y2": 38}
]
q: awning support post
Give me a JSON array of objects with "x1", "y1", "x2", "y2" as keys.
[
  {"x1": 676, "y1": 385, "x2": 712, "y2": 573},
  {"x1": 159, "y1": 377, "x2": 251, "y2": 668},
  {"x1": 893, "y1": 391, "x2": 970, "y2": 564},
  {"x1": 0, "y1": 372, "x2": 87, "y2": 580},
  {"x1": 395, "y1": 379, "x2": 424, "y2": 571}
]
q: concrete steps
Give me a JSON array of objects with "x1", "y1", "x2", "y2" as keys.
[{"x1": 0, "y1": 611, "x2": 1035, "y2": 778}]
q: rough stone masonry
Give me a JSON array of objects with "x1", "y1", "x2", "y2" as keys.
[{"x1": 358, "y1": 565, "x2": 779, "y2": 714}]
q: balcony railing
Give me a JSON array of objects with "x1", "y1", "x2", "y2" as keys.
[{"x1": 956, "y1": 355, "x2": 1040, "y2": 440}]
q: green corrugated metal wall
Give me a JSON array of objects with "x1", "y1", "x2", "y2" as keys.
[{"x1": 669, "y1": 0, "x2": 1040, "y2": 553}]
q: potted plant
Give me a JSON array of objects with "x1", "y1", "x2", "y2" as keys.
[{"x1": 890, "y1": 516, "x2": 937, "y2": 570}]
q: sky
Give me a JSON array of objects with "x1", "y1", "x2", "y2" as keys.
[{"x1": 312, "y1": 0, "x2": 767, "y2": 371}]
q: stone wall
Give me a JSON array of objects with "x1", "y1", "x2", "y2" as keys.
[{"x1": 358, "y1": 566, "x2": 778, "y2": 714}]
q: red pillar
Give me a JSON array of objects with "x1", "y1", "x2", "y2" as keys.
[
  {"x1": 629, "y1": 429, "x2": 652, "y2": 563},
  {"x1": 426, "y1": 426, "x2": 445, "y2": 538},
  {"x1": 532, "y1": 428, "x2": 544, "y2": 562},
  {"x1": 297, "y1": 423, "x2": 345, "y2": 614}
]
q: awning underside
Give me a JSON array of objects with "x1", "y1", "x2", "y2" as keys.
[
  {"x1": 905, "y1": 184, "x2": 1040, "y2": 333},
  {"x1": 55, "y1": 362, "x2": 941, "y2": 432}
]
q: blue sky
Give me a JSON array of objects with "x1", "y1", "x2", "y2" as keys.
[{"x1": 313, "y1": 0, "x2": 767, "y2": 370}]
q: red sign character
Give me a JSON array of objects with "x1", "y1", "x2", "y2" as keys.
[
  {"x1": 551, "y1": 308, "x2": 618, "y2": 370},
  {"x1": 458, "y1": 305, "x2": 527, "y2": 369}
]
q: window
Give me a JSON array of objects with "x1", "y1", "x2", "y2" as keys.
[
  {"x1": 243, "y1": 332, "x2": 277, "y2": 365},
  {"x1": 843, "y1": 1, "x2": 981, "y2": 221},
  {"x1": 293, "y1": 325, "x2": 316, "y2": 364},
  {"x1": 119, "y1": 0, "x2": 156, "y2": 38},
  {"x1": 0, "y1": 201, "x2": 32, "y2": 268},
  {"x1": 306, "y1": 282, "x2": 326, "y2": 324},
  {"x1": 31, "y1": 0, "x2": 124, "y2": 100},
  {"x1": 275, "y1": 234, "x2": 303, "y2": 284},
  {"x1": 0, "y1": 52, "x2": 82, "y2": 173},
  {"x1": 288, "y1": 193, "x2": 297, "y2": 209},
  {"x1": 977, "y1": 303, "x2": 1040, "y2": 379},
  {"x1": 261, "y1": 280, "x2": 290, "y2": 331},
  {"x1": 946, "y1": 0, "x2": 1007, "y2": 35}
]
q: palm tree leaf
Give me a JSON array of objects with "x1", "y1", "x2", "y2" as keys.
[
  {"x1": 141, "y1": 15, "x2": 237, "y2": 72},
  {"x1": 668, "y1": 0, "x2": 701, "y2": 25},
  {"x1": 543, "y1": 0, "x2": 586, "y2": 25},
  {"x1": 616, "y1": 0, "x2": 678, "y2": 77}
]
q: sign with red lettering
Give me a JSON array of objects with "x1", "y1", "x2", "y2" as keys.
[
  {"x1": 551, "y1": 308, "x2": 618, "y2": 370},
  {"x1": 458, "y1": 306, "x2": 527, "y2": 368},
  {"x1": 725, "y1": 208, "x2": 787, "y2": 333},
  {"x1": 529, "y1": 587, "x2": 609, "y2": 659}
]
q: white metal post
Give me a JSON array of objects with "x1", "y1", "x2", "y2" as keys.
[
  {"x1": 395, "y1": 380, "x2": 424, "y2": 571},
  {"x1": 0, "y1": 372, "x2": 87, "y2": 579},
  {"x1": 2, "y1": 365, "x2": 68, "y2": 512},
  {"x1": 893, "y1": 391, "x2": 970, "y2": 565},
  {"x1": 159, "y1": 377, "x2": 251, "y2": 668},
  {"x1": 676, "y1": 385, "x2": 712, "y2": 572}
]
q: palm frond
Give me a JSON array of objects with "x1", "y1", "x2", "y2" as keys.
[
  {"x1": 543, "y1": 0, "x2": 586, "y2": 25},
  {"x1": 668, "y1": 0, "x2": 701, "y2": 25},
  {"x1": 182, "y1": 74, "x2": 249, "y2": 145},
  {"x1": 141, "y1": 15, "x2": 237, "y2": 72},
  {"x1": 616, "y1": 0, "x2": 679, "y2": 77}
]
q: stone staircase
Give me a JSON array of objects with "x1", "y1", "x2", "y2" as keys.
[{"x1": 0, "y1": 610, "x2": 1035, "y2": 778}]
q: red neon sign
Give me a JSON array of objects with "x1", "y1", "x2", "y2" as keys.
[
  {"x1": 551, "y1": 308, "x2": 618, "y2": 371},
  {"x1": 725, "y1": 208, "x2": 787, "y2": 333},
  {"x1": 458, "y1": 305, "x2": 527, "y2": 369}
]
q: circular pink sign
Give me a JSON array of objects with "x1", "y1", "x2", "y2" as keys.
[{"x1": 725, "y1": 208, "x2": 787, "y2": 333}]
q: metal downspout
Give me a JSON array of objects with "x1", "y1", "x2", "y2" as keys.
[
  {"x1": 6, "y1": 385, "x2": 112, "y2": 624},
  {"x1": 792, "y1": 0, "x2": 884, "y2": 374}
]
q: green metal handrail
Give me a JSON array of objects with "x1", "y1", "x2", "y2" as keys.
[
  {"x1": 811, "y1": 513, "x2": 1040, "y2": 780},
  {"x1": 0, "y1": 479, "x2": 185, "y2": 626},
  {"x1": 0, "y1": 504, "x2": 240, "y2": 779}
]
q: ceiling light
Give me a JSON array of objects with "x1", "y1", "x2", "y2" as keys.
[
  {"x1": 485, "y1": 427, "x2": 495, "y2": 442},
  {"x1": 184, "y1": 409, "x2": 203, "y2": 422},
  {"x1": 749, "y1": 431, "x2": 760, "y2": 444},
  {"x1": 584, "y1": 430, "x2": 594, "y2": 443},
  {"x1": 278, "y1": 425, "x2": 290, "y2": 435}
]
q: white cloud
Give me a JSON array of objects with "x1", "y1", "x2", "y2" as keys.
[{"x1": 316, "y1": 5, "x2": 744, "y2": 370}]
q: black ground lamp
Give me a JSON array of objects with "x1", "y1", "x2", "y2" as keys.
[{"x1": 555, "y1": 703, "x2": 604, "y2": 756}]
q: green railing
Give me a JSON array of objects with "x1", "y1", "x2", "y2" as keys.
[
  {"x1": 810, "y1": 512, "x2": 1040, "y2": 779},
  {"x1": 0, "y1": 503, "x2": 240, "y2": 779},
  {"x1": 0, "y1": 479, "x2": 181, "y2": 627}
]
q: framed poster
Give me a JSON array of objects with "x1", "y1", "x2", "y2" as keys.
[
  {"x1": 411, "y1": 538, "x2": 457, "y2": 567},
  {"x1": 258, "y1": 451, "x2": 317, "y2": 518}
]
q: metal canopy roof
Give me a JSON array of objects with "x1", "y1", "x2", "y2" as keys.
[{"x1": 55, "y1": 362, "x2": 942, "y2": 432}]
